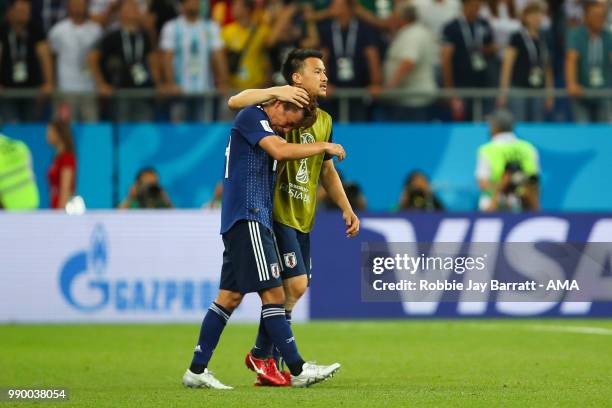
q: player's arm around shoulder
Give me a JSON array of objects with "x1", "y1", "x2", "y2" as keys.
[
  {"x1": 258, "y1": 135, "x2": 345, "y2": 162},
  {"x1": 320, "y1": 159, "x2": 360, "y2": 238},
  {"x1": 228, "y1": 86, "x2": 311, "y2": 110}
]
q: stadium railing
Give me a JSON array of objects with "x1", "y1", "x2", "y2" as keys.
[{"x1": 0, "y1": 88, "x2": 611, "y2": 123}]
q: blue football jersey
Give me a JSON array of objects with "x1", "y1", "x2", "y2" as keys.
[{"x1": 220, "y1": 105, "x2": 278, "y2": 234}]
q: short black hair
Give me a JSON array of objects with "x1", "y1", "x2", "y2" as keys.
[{"x1": 281, "y1": 48, "x2": 324, "y2": 85}]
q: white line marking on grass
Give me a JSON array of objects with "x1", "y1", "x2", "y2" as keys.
[
  {"x1": 461, "y1": 322, "x2": 612, "y2": 336},
  {"x1": 528, "y1": 325, "x2": 612, "y2": 336}
]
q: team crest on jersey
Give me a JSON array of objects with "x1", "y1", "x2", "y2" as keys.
[
  {"x1": 284, "y1": 252, "x2": 298, "y2": 269},
  {"x1": 271, "y1": 263, "x2": 281, "y2": 278}
]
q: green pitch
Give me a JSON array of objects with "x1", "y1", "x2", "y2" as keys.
[{"x1": 2, "y1": 320, "x2": 612, "y2": 407}]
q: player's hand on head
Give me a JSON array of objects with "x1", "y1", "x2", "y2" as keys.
[
  {"x1": 326, "y1": 143, "x2": 345, "y2": 162},
  {"x1": 343, "y1": 210, "x2": 360, "y2": 238},
  {"x1": 274, "y1": 85, "x2": 310, "y2": 108}
]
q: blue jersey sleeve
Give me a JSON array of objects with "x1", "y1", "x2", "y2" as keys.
[{"x1": 235, "y1": 106, "x2": 276, "y2": 147}]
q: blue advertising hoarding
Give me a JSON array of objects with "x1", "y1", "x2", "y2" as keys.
[
  {"x1": 309, "y1": 212, "x2": 612, "y2": 318},
  {"x1": 5, "y1": 123, "x2": 612, "y2": 211}
]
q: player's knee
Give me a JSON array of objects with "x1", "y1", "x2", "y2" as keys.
[
  {"x1": 285, "y1": 275, "x2": 308, "y2": 302},
  {"x1": 215, "y1": 290, "x2": 243, "y2": 311},
  {"x1": 259, "y1": 286, "x2": 286, "y2": 305}
]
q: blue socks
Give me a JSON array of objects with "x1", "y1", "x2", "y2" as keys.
[
  {"x1": 251, "y1": 309, "x2": 292, "y2": 364},
  {"x1": 190, "y1": 302, "x2": 232, "y2": 374},
  {"x1": 251, "y1": 312, "x2": 273, "y2": 359},
  {"x1": 260, "y1": 304, "x2": 304, "y2": 376},
  {"x1": 272, "y1": 310, "x2": 292, "y2": 369}
]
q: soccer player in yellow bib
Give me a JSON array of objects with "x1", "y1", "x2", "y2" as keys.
[{"x1": 228, "y1": 49, "x2": 360, "y2": 385}]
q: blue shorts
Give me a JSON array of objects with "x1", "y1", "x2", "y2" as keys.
[
  {"x1": 220, "y1": 220, "x2": 283, "y2": 294},
  {"x1": 273, "y1": 221, "x2": 311, "y2": 283}
]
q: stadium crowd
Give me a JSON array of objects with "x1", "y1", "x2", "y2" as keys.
[{"x1": 0, "y1": 0, "x2": 610, "y2": 123}]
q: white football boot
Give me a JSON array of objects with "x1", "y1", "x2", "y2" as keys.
[
  {"x1": 291, "y1": 362, "x2": 341, "y2": 388},
  {"x1": 182, "y1": 369, "x2": 233, "y2": 390}
]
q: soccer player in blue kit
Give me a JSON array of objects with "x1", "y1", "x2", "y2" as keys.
[{"x1": 181, "y1": 99, "x2": 346, "y2": 389}]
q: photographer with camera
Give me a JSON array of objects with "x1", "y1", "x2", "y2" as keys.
[
  {"x1": 475, "y1": 109, "x2": 540, "y2": 212},
  {"x1": 119, "y1": 167, "x2": 173, "y2": 209},
  {"x1": 398, "y1": 170, "x2": 445, "y2": 212}
]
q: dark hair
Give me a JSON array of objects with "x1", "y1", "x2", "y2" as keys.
[
  {"x1": 136, "y1": 167, "x2": 158, "y2": 184},
  {"x1": 281, "y1": 98, "x2": 318, "y2": 129},
  {"x1": 49, "y1": 119, "x2": 75, "y2": 153},
  {"x1": 281, "y1": 48, "x2": 324, "y2": 85}
]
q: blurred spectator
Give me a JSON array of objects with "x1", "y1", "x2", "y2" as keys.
[
  {"x1": 383, "y1": 0, "x2": 437, "y2": 121},
  {"x1": 354, "y1": 0, "x2": 395, "y2": 31},
  {"x1": 398, "y1": 170, "x2": 445, "y2": 211},
  {"x1": 88, "y1": 0, "x2": 162, "y2": 121},
  {"x1": 498, "y1": 1, "x2": 553, "y2": 121},
  {"x1": 0, "y1": 0, "x2": 54, "y2": 122},
  {"x1": 311, "y1": 0, "x2": 393, "y2": 29},
  {"x1": 480, "y1": 0, "x2": 520, "y2": 51},
  {"x1": 160, "y1": 0, "x2": 228, "y2": 122},
  {"x1": 31, "y1": 0, "x2": 67, "y2": 34},
  {"x1": 89, "y1": 0, "x2": 148, "y2": 28},
  {"x1": 46, "y1": 118, "x2": 76, "y2": 209},
  {"x1": 318, "y1": 173, "x2": 367, "y2": 211},
  {"x1": 343, "y1": 181, "x2": 367, "y2": 210},
  {"x1": 221, "y1": 0, "x2": 272, "y2": 90},
  {"x1": 476, "y1": 109, "x2": 539, "y2": 212},
  {"x1": 565, "y1": 0, "x2": 585, "y2": 27},
  {"x1": 415, "y1": 0, "x2": 460, "y2": 39},
  {"x1": 415, "y1": 0, "x2": 460, "y2": 77},
  {"x1": 319, "y1": 0, "x2": 383, "y2": 121},
  {"x1": 267, "y1": 0, "x2": 319, "y2": 85},
  {"x1": 49, "y1": 0, "x2": 102, "y2": 122},
  {"x1": 441, "y1": 0, "x2": 496, "y2": 121},
  {"x1": 119, "y1": 167, "x2": 173, "y2": 209},
  {"x1": 210, "y1": 0, "x2": 234, "y2": 26},
  {"x1": 0, "y1": 132, "x2": 39, "y2": 210},
  {"x1": 148, "y1": 0, "x2": 177, "y2": 36},
  {"x1": 565, "y1": 1, "x2": 612, "y2": 123}
]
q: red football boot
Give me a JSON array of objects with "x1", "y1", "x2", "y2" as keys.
[{"x1": 245, "y1": 352, "x2": 288, "y2": 386}]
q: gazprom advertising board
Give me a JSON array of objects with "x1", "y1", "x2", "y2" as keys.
[
  {"x1": 0, "y1": 211, "x2": 308, "y2": 323},
  {"x1": 1, "y1": 211, "x2": 611, "y2": 322}
]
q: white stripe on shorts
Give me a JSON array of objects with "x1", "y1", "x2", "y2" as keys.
[
  {"x1": 252, "y1": 222, "x2": 270, "y2": 281},
  {"x1": 248, "y1": 221, "x2": 265, "y2": 281}
]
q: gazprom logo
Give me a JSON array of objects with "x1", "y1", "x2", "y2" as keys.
[
  {"x1": 59, "y1": 225, "x2": 109, "y2": 312},
  {"x1": 59, "y1": 224, "x2": 216, "y2": 313}
]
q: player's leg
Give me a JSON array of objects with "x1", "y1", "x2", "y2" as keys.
[
  {"x1": 249, "y1": 223, "x2": 304, "y2": 366},
  {"x1": 258, "y1": 283, "x2": 341, "y2": 387},
  {"x1": 182, "y1": 227, "x2": 245, "y2": 389},
  {"x1": 249, "y1": 221, "x2": 340, "y2": 387},
  {"x1": 188, "y1": 290, "x2": 243, "y2": 373},
  {"x1": 228, "y1": 221, "x2": 288, "y2": 386},
  {"x1": 272, "y1": 225, "x2": 311, "y2": 369},
  {"x1": 282, "y1": 228, "x2": 311, "y2": 323}
]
